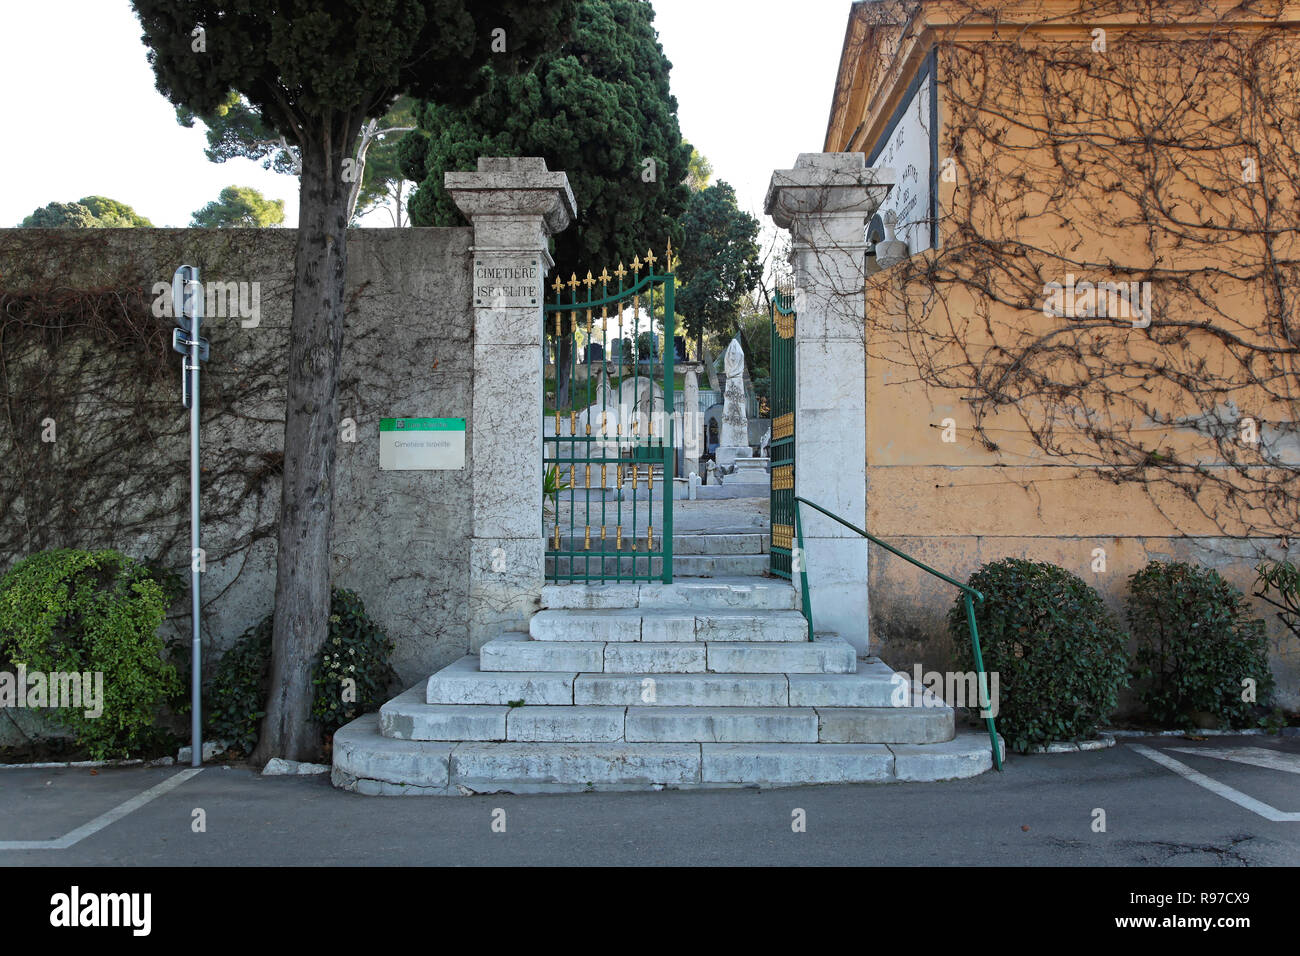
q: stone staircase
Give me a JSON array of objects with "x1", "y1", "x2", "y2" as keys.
[
  {"x1": 333, "y1": 539, "x2": 1002, "y2": 795},
  {"x1": 546, "y1": 530, "x2": 771, "y2": 579}
]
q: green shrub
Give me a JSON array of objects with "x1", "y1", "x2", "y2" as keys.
[
  {"x1": 0, "y1": 549, "x2": 179, "y2": 759},
  {"x1": 1254, "y1": 558, "x2": 1300, "y2": 641},
  {"x1": 1128, "y1": 561, "x2": 1272, "y2": 729},
  {"x1": 311, "y1": 588, "x2": 396, "y2": 735},
  {"x1": 205, "y1": 614, "x2": 272, "y2": 754},
  {"x1": 206, "y1": 587, "x2": 395, "y2": 752},
  {"x1": 950, "y1": 558, "x2": 1129, "y2": 752}
]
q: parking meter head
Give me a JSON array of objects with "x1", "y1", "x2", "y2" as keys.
[{"x1": 172, "y1": 265, "x2": 201, "y2": 334}]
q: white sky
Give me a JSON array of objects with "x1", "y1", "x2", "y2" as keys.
[{"x1": 0, "y1": 0, "x2": 850, "y2": 231}]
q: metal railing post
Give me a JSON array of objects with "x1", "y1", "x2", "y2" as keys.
[{"x1": 793, "y1": 495, "x2": 1002, "y2": 770}]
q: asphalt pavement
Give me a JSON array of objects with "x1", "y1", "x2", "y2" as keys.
[{"x1": 1, "y1": 733, "x2": 1297, "y2": 866}]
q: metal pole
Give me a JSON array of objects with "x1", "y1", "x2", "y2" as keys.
[{"x1": 187, "y1": 272, "x2": 202, "y2": 768}]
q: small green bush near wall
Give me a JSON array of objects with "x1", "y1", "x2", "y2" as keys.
[
  {"x1": 207, "y1": 587, "x2": 395, "y2": 754},
  {"x1": 950, "y1": 558, "x2": 1129, "y2": 753},
  {"x1": 1128, "y1": 561, "x2": 1273, "y2": 729},
  {"x1": 311, "y1": 588, "x2": 396, "y2": 735},
  {"x1": 205, "y1": 614, "x2": 273, "y2": 755},
  {"x1": 0, "y1": 549, "x2": 179, "y2": 759}
]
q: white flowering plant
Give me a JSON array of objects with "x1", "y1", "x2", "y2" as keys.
[{"x1": 310, "y1": 587, "x2": 396, "y2": 735}]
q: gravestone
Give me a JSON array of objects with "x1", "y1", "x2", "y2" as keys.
[
  {"x1": 714, "y1": 336, "x2": 752, "y2": 470},
  {"x1": 683, "y1": 368, "x2": 701, "y2": 480}
]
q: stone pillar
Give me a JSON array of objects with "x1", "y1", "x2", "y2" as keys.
[
  {"x1": 447, "y1": 157, "x2": 576, "y2": 651},
  {"x1": 764, "y1": 153, "x2": 892, "y2": 653}
]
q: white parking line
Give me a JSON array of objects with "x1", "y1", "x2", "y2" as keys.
[
  {"x1": 1131, "y1": 744, "x2": 1300, "y2": 822},
  {"x1": 0, "y1": 768, "x2": 204, "y2": 850},
  {"x1": 1169, "y1": 746, "x2": 1300, "y2": 775}
]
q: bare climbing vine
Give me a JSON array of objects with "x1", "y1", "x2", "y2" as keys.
[
  {"x1": 853, "y1": 0, "x2": 1300, "y2": 544},
  {"x1": 0, "y1": 230, "x2": 285, "y2": 607}
]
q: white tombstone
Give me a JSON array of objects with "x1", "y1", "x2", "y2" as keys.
[
  {"x1": 714, "y1": 336, "x2": 751, "y2": 470},
  {"x1": 683, "y1": 368, "x2": 701, "y2": 480}
]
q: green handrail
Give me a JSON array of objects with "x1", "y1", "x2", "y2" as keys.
[{"x1": 792, "y1": 495, "x2": 1002, "y2": 771}]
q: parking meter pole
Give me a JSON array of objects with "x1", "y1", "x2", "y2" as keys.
[
  {"x1": 189, "y1": 323, "x2": 201, "y2": 768},
  {"x1": 173, "y1": 264, "x2": 204, "y2": 769}
]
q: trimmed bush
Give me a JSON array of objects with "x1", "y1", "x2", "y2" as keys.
[
  {"x1": 206, "y1": 587, "x2": 395, "y2": 753},
  {"x1": 950, "y1": 558, "x2": 1129, "y2": 752},
  {"x1": 0, "y1": 549, "x2": 179, "y2": 759},
  {"x1": 1128, "y1": 561, "x2": 1272, "y2": 729}
]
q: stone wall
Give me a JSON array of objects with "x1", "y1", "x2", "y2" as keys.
[{"x1": 0, "y1": 227, "x2": 476, "y2": 699}]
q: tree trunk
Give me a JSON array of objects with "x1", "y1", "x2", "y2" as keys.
[{"x1": 253, "y1": 118, "x2": 356, "y2": 765}]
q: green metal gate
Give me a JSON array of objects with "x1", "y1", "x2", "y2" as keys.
[
  {"x1": 544, "y1": 247, "x2": 675, "y2": 583},
  {"x1": 769, "y1": 285, "x2": 796, "y2": 578}
]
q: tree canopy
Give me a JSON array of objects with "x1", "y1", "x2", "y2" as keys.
[
  {"x1": 176, "y1": 91, "x2": 418, "y2": 224},
  {"x1": 191, "y1": 186, "x2": 286, "y2": 228},
  {"x1": 400, "y1": 0, "x2": 691, "y2": 276},
  {"x1": 20, "y1": 196, "x2": 153, "y2": 228},
  {"x1": 674, "y1": 181, "x2": 762, "y2": 343}
]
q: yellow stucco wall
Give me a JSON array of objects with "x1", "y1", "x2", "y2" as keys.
[{"x1": 827, "y1": 1, "x2": 1300, "y2": 709}]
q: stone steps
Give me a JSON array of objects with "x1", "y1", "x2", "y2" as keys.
[
  {"x1": 548, "y1": 553, "x2": 770, "y2": 578},
  {"x1": 540, "y1": 575, "x2": 797, "y2": 611},
  {"x1": 425, "y1": 655, "x2": 914, "y2": 707},
  {"x1": 528, "y1": 608, "x2": 811, "y2": 643},
  {"x1": 382, "y1": 684, "x2": 953, "y2": 744},
  {"x1": 554, "y1": 533, "x2": 768, "y2": 555},
  {"x1": 480, "y1": 631, "x2": 854, "y2": 673},
  {"x1": 331, "y1": 574, "x2": 1003, "y2": 796},
  {"x1": 333, "y1": 713, "x2": 1001, "y2": 795}
]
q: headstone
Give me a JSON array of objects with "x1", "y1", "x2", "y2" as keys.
[
  {"x1": 683, "y1": 369, "x2": 701, "y2": 480},
  {"x1": 688, "y1": 471, "x2": 700, "y2": 500},
  {"x1": 706, "y1": 459, "x2": 720, "y2": 486},
  {"x1": 714, "y1": 336, "x2": 751, "y2": 469}
]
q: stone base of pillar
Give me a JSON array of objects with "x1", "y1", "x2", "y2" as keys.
[{"x1": 714, "y1": 445, "x2": 751, "y2": 470}]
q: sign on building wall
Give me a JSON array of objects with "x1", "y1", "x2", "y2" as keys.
[
  {"x1": 869, "y1": 53, "x2": 938, "y2": 255},
  {"x1": 473, "y1": 257, "x2": 541, "y2": 308},
  {"x1": 379, "y1": 418, "x2": 466, "y2": 470}
]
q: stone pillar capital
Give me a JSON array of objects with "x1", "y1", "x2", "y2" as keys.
[
  {"x1": 766, "y1": 153, "x2": 894, "y2": 292},
  {"x1": 446, "y1": 157, "x2": 577, "y2": 253},
  {"x1": 764, "y1": 152, "x2": 892, "y2": 229}
]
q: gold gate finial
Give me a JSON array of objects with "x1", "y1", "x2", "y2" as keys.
[
  {"x1": 552, "y1": 275, "x2": 564, "y2": 295},
  {"x1": 645, "y1": 248, "x2": 657, "y2": 270},
  {"x1": 567, "y1": 272, "x2": 579, "y2": 290},
  {"x1": 614, "y1": 261, "x2": 627, "y2": 281},
  {"x1": 583, "y1": 270, "x2": 596, "y2": 291},
  {"x1": 631, "y1": 255, "x2": 642, "y2": 275},
  {"x1": 598, "y1": 267, "x2": 611, "y2": 285}
]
